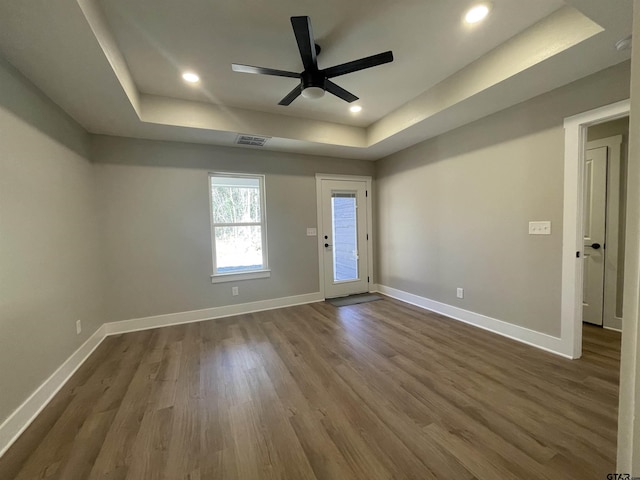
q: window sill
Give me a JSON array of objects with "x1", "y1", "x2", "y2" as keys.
[{"x1": 210, "y1": 269, "x2": 271, "y2": 283}]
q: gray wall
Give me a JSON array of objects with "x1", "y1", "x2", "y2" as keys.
[
  {"x1": 587, "y1": 117, "x2": 630, "y2": 319},
  {"x1": 91, "y1": 136, "x2": 375, "y2": 322},
  {"x1": 375, "y1": 61, "x2": 630, "y2": 337},
  {"x1": 0, "y1": 58, "x2": 106, "y2": 424}
]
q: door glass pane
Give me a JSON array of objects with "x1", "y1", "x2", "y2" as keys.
[{"x1": 332, "y1": 192, "x2": 358, "y2": 282}]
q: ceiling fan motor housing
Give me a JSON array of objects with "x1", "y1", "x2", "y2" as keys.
[{"x1": 301, "y1": 71, "x2": 326, "y2": 90}]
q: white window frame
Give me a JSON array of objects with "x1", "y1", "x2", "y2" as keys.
[{"x1": 208, "y1": 172, "x2": 270, "y2": 283}]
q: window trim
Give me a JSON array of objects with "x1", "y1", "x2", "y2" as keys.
[
  {"x1": 210, "y1": 269, "x2": 271, "y2": 283},
  {"x1": 208, "y1": 172, "x2": 269, "y2": 283}
]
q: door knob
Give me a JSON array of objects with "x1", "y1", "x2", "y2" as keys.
[
  {"x1": 324, "y1": 243, "x2": 332, "y2": 248},
  {"x1": 589, "y1": 242, "x2": 601, "y2": 250}
]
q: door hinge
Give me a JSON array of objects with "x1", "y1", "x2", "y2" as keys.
[
  {"x1": 367, "y1": 276, "x2": 370, "y2": 283},
  {"x1": 365, "y1": 190, "x2": 368, "y2": 197},
  {"x1": 366, "y1": 233, "x2": 369, "y2": 240},
  {"x1": 576, "y1": 251, "x2": 581, "y2": 258}
]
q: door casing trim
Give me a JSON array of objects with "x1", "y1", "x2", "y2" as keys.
[
  {"x1": 315, "y1": 174, "x2": 373, "y2": 299},
  {"x1": 562, "y1": 99, "x2": 629, "y2": 358}
]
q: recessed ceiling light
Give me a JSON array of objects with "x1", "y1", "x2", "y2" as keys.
[
  {"x1": 182, "y1": 72, "x2": 200, "y2": 83},
  {"x1": 465, "y1": 3, "x2": 491, "y2": 24},
  {"x1": 615, "y1": 35, "x2": 632, "y2": 51},
  {"x1": 350, "y1": 105, "x2": 362, "y2": 113}
]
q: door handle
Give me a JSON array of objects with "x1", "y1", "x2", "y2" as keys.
[
  {"x1": 587, "y1": 242, "x2": 601, "y2": 250},
  {"x1": 324, "y1": 243, "x2": 332, "y2": 248}
]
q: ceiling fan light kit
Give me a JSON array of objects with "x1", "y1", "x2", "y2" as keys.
[
  {"x1": 232, "y1": 16, "x2": 394, "y2": 106},
  {"x1": 301, "y1": 86, "x2": 325, "y2": 99}
]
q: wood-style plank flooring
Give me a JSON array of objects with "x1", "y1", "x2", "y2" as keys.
[{"x1": 0, "y1": 298, "x2": 622, "y2": 479}]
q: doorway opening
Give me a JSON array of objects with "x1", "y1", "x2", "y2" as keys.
[
  {"x1": 562, "y1": 99, "x2": 629, "y2": 359},
  {"x1": 583, "y1": 119, "x2": 629, "y2": 331}
]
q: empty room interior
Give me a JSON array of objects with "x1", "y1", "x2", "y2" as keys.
[{"x1": 1, "y1": 0, "x2": 640, "y2": 478}]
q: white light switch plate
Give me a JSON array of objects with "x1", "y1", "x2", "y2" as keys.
[
  {"x1": 529, "y1": 221, "x2": 551, "y2": 235},
  {"x1": 306, "y1": 228, "x2": 317, "y2": 236}
]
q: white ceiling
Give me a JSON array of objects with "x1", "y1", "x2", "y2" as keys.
[
  {"x1": 0, "y1": 0, "x2": 632, "y2": 160},
  {"x1": 98, "y1": 0, "x2": 564, "y2": 126}
]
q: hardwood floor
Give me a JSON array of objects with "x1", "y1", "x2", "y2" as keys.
[{"x1": 0, "y1": 298, "x2": 622, "y2": 479}]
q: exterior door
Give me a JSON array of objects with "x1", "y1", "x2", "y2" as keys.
[
  {"x1": 582, "y1": 146, "x2": 607, "y2": 326},
  {"x1": 320, "y1": 179, "x2": 369, "y2": 298}
]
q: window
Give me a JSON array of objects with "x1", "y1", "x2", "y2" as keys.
[{"x1": 209, "y1": 173, "x2": 269, "y2": 282}]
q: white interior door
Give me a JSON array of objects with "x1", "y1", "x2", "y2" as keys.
[
  {"x1": 582, "y1": 146, "x2": 608, "y2": 326},
  {"x1": 320, "y1": 179, "x2": 369, "y2": 298}
]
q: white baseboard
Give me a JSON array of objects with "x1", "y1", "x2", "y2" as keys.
[
  {"x1": 604, "y1": 325, "x2": 623, "y2": 333},
  {"x1": 105, "y1": 292, "x2": 324, "y2": 335},
  {"x1": 0, "y1": 325, "x2": 107, "y2": 458},
  {"x1": 376, "y1": 284, "x2": 572, "y2": 359},
  {"x1": 603, "y1": 316, "x2": 623, "y2": 332},
  {"x1": 0, "y1": 291, "x2": 324, "y2": 459}
]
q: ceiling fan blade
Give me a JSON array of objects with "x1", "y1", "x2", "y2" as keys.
[
  {"x1": 291, "y1": 16, "x2": 318, "y2": 72},
  {"x1": 324, "y1": 51, "x2": 394, "y2": 78},
  {"x1": 278, "y1": 84, "x2": 303, "y2": 106},
  {"x1": 325, "y1": 80, "x2": 358, "y2": 103},
  {"x1": 232, "y1": 64, "x2": 300, "y2": 78}
]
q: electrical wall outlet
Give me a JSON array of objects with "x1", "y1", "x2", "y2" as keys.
[
  {"x1": 456, "y1": 288, "x2": 464, "y2": 299},
  {"x1": 76, "y1": 319, "x2": 82, "y2": 335},
  {"x1": 232, "y1": 286, "x2": 239, "y2": 296}
]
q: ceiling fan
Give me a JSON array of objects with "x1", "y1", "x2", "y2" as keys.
[{"x1": 231, "y1": 16, "x2": 394, "y2": 106}]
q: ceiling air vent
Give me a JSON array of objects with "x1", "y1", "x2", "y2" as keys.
[{"x1": 235, "y1": 134, "x2": 270, "y2": 147}]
